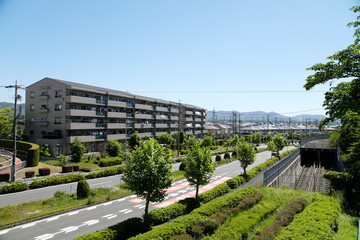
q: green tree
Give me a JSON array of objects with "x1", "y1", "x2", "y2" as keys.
[
  {"x1": 106, "y1": 139, "x2": 123, "y2": 157},
  {"x1": 70, "y1": 137, "x2": 86, "y2": 162},
  {"x1": 266, "y1": 133, "x2": 273, "y2": 142},
  {"x1": 40, "y1": 144, "x2": 51, "y2": 157},
  {"x1": 77, "y1": 180, "x2": 90, "y2": 199},
  {"x1": 236, "y1": 141, "x2": 256, "y2": 175},
  {"x1": 128, "y1": 131, "x2": 141, "y2": 149},
  {"x1": 186, "y1": 135, "x2": 198, "y2": 149},
  {"x1": 184, "y1": 142, "x2": 213, "y2": 199},
  {"x1": 157, "y1": 133, "x2": 174, "y2": 145},
  {"x1": 174, "y1": 131, "x2": 186, "y2": 145},
  {"x1": 254, "y1": 132, "x2": 262, "y2": 144},
  {"x1": 0, "y1": 107, "x2": 15, "y2": 139},
  {"x1": 267, "y1": 133, "x2": 286, "y2": 154},
  {"x1": 200, "y1": 135, "x2": 213, "y2": 148},
  {"x1": 122, "y1": 138, "x2": 173, "y2": 220},
  {"x1": 231, "y1": 134, "x2": 240, "y2": 147},
  {"x1": 247, "y1": 134, "x2": 253, "y2": 143}
]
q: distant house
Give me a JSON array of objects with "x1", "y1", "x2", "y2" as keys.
[{"x1": 205, "y1": 125, "x2": 220, "y2": 135}]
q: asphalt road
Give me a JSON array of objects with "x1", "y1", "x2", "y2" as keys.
[{"x1": 0, "y1": 146, "x2": 295, "y2": 240}]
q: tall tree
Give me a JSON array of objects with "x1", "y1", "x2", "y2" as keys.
[
  {"x1": 128, "y1": 131, "x2": 141, "y2": 149},
  {"x1": 184, "y1": 142, "x2": 214, "y2": 200},
  {"x1": 106, "y1": 139, "x2": 123, "y2": 157},
  {"x1": 236, "y1": 141, "x2": 256, "y2": 175},
  {"x1": 122, "y1": 138, "x2": 173, "y2": 220},
  {"x1": 201, "y1": 135, "x2": 213, "y2": 148},
  {"x1": 157, "y1": 133, "x2": 174, "y2": 145},
  {"x1": 267, "y1": 133, "x2": 286, "y2": 154},
  {"x1": 70, "y1": 137, "x2": 86, "y2": 162},
  {"x1": 0, "y1": 107, "x2": 20, "y2": 139}
]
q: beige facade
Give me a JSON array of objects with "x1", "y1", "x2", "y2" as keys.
[{"x1": 25, "y1": 78, "x2": 207, "y2": 156}]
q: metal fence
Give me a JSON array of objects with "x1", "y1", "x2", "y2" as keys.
[{"x1": 0, "y1": 148, "x2": 28, "y2": 173}]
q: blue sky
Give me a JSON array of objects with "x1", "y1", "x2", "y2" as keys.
[{"x1": 0, "y1": 0, "x2": 357, "y2": 116}]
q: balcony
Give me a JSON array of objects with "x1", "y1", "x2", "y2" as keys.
[
  {"x1": 156, "y1": 115, "x2": 168, "y2": 120},
  {"x1": 138, "y1": 132, "x2": 152, "y2": 138},
  {"x1": 135, "y1": 123, "x2": 153, "y2": 129},
  {"x1": 66, "y1": 109, "x2": 96, "y2": 117},
  {"x1": 155, "y1": 106, "x2": 168, "y2": 112},
  {"x1": 107, "y1": 100, "x2": 126, "y2": 108},
  {"x1": 135, "y1": 103, "x2": 153, "y2": 111},
  {"x1": 185, "y1": 131, "x2": 193, "y2": 135},
  {"x1": 194, "y1": 131, "x2": 202, "y2": 135},
  {"x1": 203, "y1": 130, "x2": 208, "y2": 134},
  {"x1": 170, "y1": 108, "x2": 179, "y2": 113},
  {"x1": 170, "y1": 123, "x2": 178, "y2": 128},
  {"x1": 107, "y1": 123, "x2": 126, "y2": 129},
  {"x1": 155, "y1": 123, "x2": 168, "y2": 128},
  {"x1": 186, "y1": 111, "x2": 193, "y2": 115},
  {"x1": 39, "y1": 121, "x2": 48, "y2": 126},
  {"x1": 39, "y1": 108, "x2": 48, "y2": 113},
  {"x1": 194, "y1": 118, "x2": 202, "y2": 122},
  {"x1": 66, "y1": 95, "x2": 96, "y2": 105},
  {"x1": 135, "y1": 113, "x2": 153, "y2": 120},
  {"x1": 186, "y1": 117, "x2": 193, "y2": 122},
  {"x1": 170, "y1": 116, "x2": 179, "y2": 121},
  {"x1": 155, "y1": 131, "x2": 168, "y2": 137},
  {"x1": 107, "y1": 112, "x2": 126, "y2": 118},
  {"x1": 67, "y1": 136, "x2": 96, "y2": 143},
  {"x1": 107, "y1": 134, "x2": 126, "y2": 141},
  {"x1": 66, "y1": 123, "x2": 96, "y2": 130},
  {"x1": 39, "y1": 94, "x2": 49, "y2": 100}
]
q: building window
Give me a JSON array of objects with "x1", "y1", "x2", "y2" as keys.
[
  {"x1": 55, "y1": 91, "x2": 62, "y2": 98},
  {"x1": 29, "y1": 130, "x2": 34, "y2": 135},
  {"x1": 40, "y1": 105, "x2": 47, "y2": 109},
  {"x1": 54, "y1": 117, "x2": 61, "y2": 124},
  {"x1": 30, "y1": 92, "x2": 35, "y2": 98},
  {"x1": 55, "y1": 104, "x2": 62, "y2": 111},
  {"x1": 56, "y1": 145, "x2": 63, "y2": 156},
  {"x1": 30, "y1": 104, "x2": 35, "y2": 111}
]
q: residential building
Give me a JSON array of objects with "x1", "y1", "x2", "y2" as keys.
[{"x1": 25, "y1": 78, "x2": 207, "y2": 156}]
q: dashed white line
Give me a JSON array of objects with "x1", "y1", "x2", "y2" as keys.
[
  {"x1": 119, "y1": 209, "x2": 129, "y2": 212},
  {"x1": 34, "y1": 233, "x2": 55, "y2": 240},
  {"x1": 107, "y1": 214, "x2": 117, "y2": 219},
  {"x1": 124, "y1": 210, "x2": 132, "y2": 214},
  {"x1": 46, "y1": 216, "x2": 59, "y2": 222},
  {"x1": 21, "y1": 222, "x2": 36, "y2": 228},
  {"x1": 86, "y1": 206, "x2": 97, "y2": 210},
  {"x1": 0, "y1": 229, "x2": 10, "y2": 235},
  {"x1": 102, "y1": 214, "x2": 115, "y2": 218},
  {"x1": 138, "y1": 205, "x2": 145, "y2": 209},
  {"x1": 68, "y1": 210, "x2": 79, "y2": 216},
  {"x1": 61, "y1": 226, "x2": 78, "y2": 233},
  {"x1": 133, "y1": 204, "x2": 143, "y2": 208},
  {"x1": 103, "y1": 201, "x2": 113, "y2": 206}
]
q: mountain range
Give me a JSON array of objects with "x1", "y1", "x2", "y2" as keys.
[{"x1": 206, "y1": 110, "x2": 326, "y2": 124}]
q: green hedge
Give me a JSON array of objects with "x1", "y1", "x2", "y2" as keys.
[
  {"x1": 74, "y1": 217, "x2": 148, "y2": 240},
  {"x1": 0, "y1": 181, "x2": 28, "y2": 194},
  {"x1": 275, "y1": 195, "x2": 340, "y2": 240},
  {"x1": 86, "y1": 166, "x2": 124, "y2": 179},
  {"x1": 0, "y1": 139, "x2": 40, "y2": 167},
  {"x1": 98, "y1": 157, "x2": 123, "y2": 167},
  {"x1": 210, "y1": 201, "x2": 282, "y2": 239},
  {"x1": 30, "y1": 173, "x2": 84, "y2": 189},
  {"x1": 198, "y1": 183, "x2": 231, "y2": 203},
  {"x1": 147, "y1": 202, "x2": 187, "y2": 226}
]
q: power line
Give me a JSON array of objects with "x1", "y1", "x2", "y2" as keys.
[{"x1": 130, "y1": 90, "x2": 325, "y2": 94}]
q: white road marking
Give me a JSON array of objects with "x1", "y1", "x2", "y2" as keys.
[
  {"x1": 103, "y1": 201, "x2": 113, "y2": 206},
  {"x1": 138, "y1": 205, "x2": 145, "y2": 209},
  {"x1": 117, "y1": 198, "x2": 125, "y2": 202},
  {"x1": 86, "y1": 206, "x2": 97, "y2": 210},
  {"x1": 89, "y1": 181, "x2": 112, "y2": 187},
  {"x1": 102, "y1": 214, "x2": 114, "y2": 218},
  {"x1": 107, "y1": 214, "x2": 117, "y2": 219},
  {"x1": 46, "y1": 216, "x2": 59, "y2": 222},
  {"x1": 68, "y1": 210, "x2": 79, "y2": 216},
  {"x1": 0, "y1": 229, "x2": 10, "y2": 235},
  {"x1": 119, "y1": 209, "x2": 129, "y2": 212},
  {"x1": 133, "y1": 204, "x2": 143, "y2": 208},
  {"x1": 124, "y1": 210, "x2": 132, "y2": 214},
  {"x1": 83, "y1": 220, "x2": 99, "y2": 226},
  {"x1": 21, "y1": 222, "x2": 36, "y2": 228},
  {"x1": 61, "y1": 226, "x2": 78, "y2": 233},
  {"x1": 34, "y1": 233, "x2": 55, "y2": 240}
]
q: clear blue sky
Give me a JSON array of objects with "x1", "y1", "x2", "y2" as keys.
[{"x1": 0, "y1": 0, "x2": 357, "y2": 116}]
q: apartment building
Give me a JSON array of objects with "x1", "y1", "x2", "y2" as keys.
[{"x1": 25, "y1": 78, "x2": 207, "y2": 156}]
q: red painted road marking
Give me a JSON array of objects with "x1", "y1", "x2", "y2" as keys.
[
  {"x1": 128, "y1": 182, "x2": 190, "y2": 203},
  {"x1": 154, "y1": 177, "x2": 231, "y2": 208}
]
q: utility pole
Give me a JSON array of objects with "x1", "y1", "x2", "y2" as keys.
[
  {"x1": 177, "y1": 100, "x2": 181, "y2": 156},
  {"x1": 4, "y1": 81, "x2": 24, "y2": 182}
]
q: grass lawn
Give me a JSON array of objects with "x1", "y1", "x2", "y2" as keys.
[
  {"x1": 15, "y1": 162, "x2": 62, "y2": 179},
  {"x1": 0, "y1": 184, "x2": 132, "y2": 227}
]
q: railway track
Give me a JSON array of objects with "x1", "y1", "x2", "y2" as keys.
[{"x1": 295, "y1": 164, "x2": 330, "y2": 193}]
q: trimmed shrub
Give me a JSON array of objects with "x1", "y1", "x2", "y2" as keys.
[
  {"x1": 275, "y1": 195, "x2": 340, "y2": 240},
  {"x1": 147, "y1": 202, "x2": 187, "y2": 226},
  {"x1": 257, "y1": 198, "x2": 307, "y2": 240},
  {"x1": 77, "y1": 179, "x2": 90, "y2": 199},
  {"x1": 224, "y1": 152, "x2": 230, "y2": 159},
  {"x1": 179, "y1": 197, "x2": 200, "y2": 213},
  {"x1": 39, "y1": 168, "x2": 50, "y2": 176},
  {"x1": 86, "y1": 166, "x2": 123, "y2": 179},
  {"x1": 62, "y1": 165, "x2": 73, "y2": 173},
  {"x1": 0, "y1": 173, "x2": 10, "y2": 181},
  {"x1": 0, "y1": 181, "x2": 28, "y2": 194},
  {"x1": 215, "y1": 154, "x2": 221, "y2": 162},
  {"x1": 231, "y1": 151, "x2": 237, "y2": 158},
  {"x1": 0, "y1": 139, "x2": 40, "y2": 167},
  {"x1": 198, "y1": 183, "x2": 231, "y2": 203},
  {"x1": 225, "y1": 178, "x2": 239, "y2": 189},
  {"x1": 25, "y1": 171, "x2": 35, "y2": 178},
  {"x1": 73, "y1": 165, "x2": 80, "y2": 171},
  {"x1": 30, "y1": 173, "x2": 84, "y2": 189},
  {"x1": 99, "y1": 157, "x2": 123, "y2": 167}
]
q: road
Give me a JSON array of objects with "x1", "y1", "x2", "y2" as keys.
[{"x1": 0, "y1": 147, "x2": 295, "y2": 240}]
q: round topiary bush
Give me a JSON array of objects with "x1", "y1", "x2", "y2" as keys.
[
  {"x1": 77, "y1": 179, "x2": 90, "y2": 199},
  {"x1": 25, "y1": 171, "x2": 35, "y2": 178},
  {"x1": 215, "y1": 154, "x2": 221, "y2": 162},
  {"x1": 224, "y1": 152, "x2": 230, "y2": 159},
  {"x1": 39, "y1": 168, "x2": 50, "y2": 176}
]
